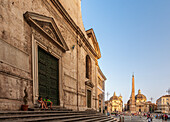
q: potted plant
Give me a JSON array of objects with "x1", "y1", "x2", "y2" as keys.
[{"x1": 21, "y1": 87, "x2": 29, "y2": 111}]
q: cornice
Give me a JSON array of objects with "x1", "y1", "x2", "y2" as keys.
[
  {"x1": 50, "y1": 0, "x2": 98, "y2": 58},
  {"x1": 86, "y1": 28, "x2": 101, "y2": 59},
  {"x1": 98, "y1": 66, "x2": 107, "y2": 81},
  {"x1": 24, "y1": 11, "x2": 69, "y2": 52}
]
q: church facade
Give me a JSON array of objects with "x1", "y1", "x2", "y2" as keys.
[
  {"x1": 127, "y1": 75, "x2": 152, "y2": 113},
  {"x1": 105, "y1": 92, "x2": 123, "y2": 113},
  {"x1": 0, "y1": 0, "x2": 106, "y2": 111}
]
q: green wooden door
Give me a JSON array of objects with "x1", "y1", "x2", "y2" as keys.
[
  {"x1": 38, "y1": 47, "x2": 59, "y2": 105},
  {"x1": 87, "y1": 90, "x2": 91, "y2": 108}
]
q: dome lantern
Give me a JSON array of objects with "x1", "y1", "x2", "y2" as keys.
[{"x1": 138, "y1": 89, "x2": 141, "y2": 94}]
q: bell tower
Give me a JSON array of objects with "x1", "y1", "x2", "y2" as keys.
[{"x1": 130, "y1": 73, "x2": 136, "y2": 113}]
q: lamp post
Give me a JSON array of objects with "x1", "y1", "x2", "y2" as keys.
[
  {"x1": 166, "y1": 88, "x2": 170, "y2": 95},
  {"x1": 150, "y1": 97, "x2": 154, "y2": 112},
  {"x1": 106, "y1": 92, "x2": 110, "y2": 101},
  {"x1": 166, "y1": 102, "x2": 169, "y2": 114}
]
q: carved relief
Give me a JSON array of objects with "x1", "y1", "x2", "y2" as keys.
[
  {"x1": 33, "y1": 29, "x2": 62, "y2": 56},
  {"x1": 24, "y1": 12, "x2": 69, "y2": 52},
  {"x1": 43, "y1": 25, "x2": 56, "y2": 40}
]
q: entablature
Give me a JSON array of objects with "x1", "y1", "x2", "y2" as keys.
[{"x1": 50, "y1": 0, "x2": 100, "y2": 59}]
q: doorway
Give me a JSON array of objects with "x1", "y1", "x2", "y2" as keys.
[
  {"x1": 87, "y1": 90, "x2": 91, "y2": 108},
  {"x1": 38, "y1": 47, "x2": 59, "y2": 105}
]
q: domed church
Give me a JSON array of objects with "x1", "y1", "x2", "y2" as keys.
[
  {"x1": 109, "y1": 92, "x2": 123, "y2": 112},
  {"x1": 105, "y1": 92, "x2": 123, "y2": 113},
  {"x1": 126, "y1": 74, "x2": 150, "y2": 113},
  {"x1": 135, "y1": 89, "x2": 147, "y2": 112}
]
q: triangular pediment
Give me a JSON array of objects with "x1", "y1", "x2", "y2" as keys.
[
  {"x1": 86, "y1": 29, "x2": 101, "y2": 59},
  {"x1": 24, "y1": 12, "x2": 69, "y2": 52}
]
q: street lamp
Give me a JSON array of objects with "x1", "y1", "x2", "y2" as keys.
[
  {"x1": 150, "y1": 97, "x2": 154, "y2": 112},
  {"x1": 150, "y1": 97, "x2": 153, "y2": 102},
  {"x1": 106, "y1": 92, "x2": 110, "y2": 101},
  {"x1": 166, "y1": 88, "x2": 170, "y2": 95},
  {"x1": 166, "y1": 102, "x2": 169, "y2": 113}
]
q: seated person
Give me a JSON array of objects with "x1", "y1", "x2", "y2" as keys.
[
  {"x1": 44, "y1": 97, "x2": 53, "y2": 109},
  {"x1": 37, "y1": 96, "x2": 47, "y2": 109}
]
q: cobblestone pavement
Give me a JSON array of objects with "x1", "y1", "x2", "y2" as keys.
[{"x1": 122, "y1": 116, "x2": 169, "y2": 122}]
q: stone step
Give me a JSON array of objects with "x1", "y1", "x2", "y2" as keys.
[
  {"x1": 107, "y1": 119, "x2": 115, "y2": 122},
  {"x1": 3, "y1": 114, "x2": 108, "y2": 122},
  {"x1": 110, "y1": 118, "x2": 118, "y2": 122},
  {"x1": 0, "y1": 113, "x2": 106, "y2": 121},
  {"x1": 0, "y1": 110, "x2": 102, "y2": 116},
  {"x1": 0, "y1": 111, "x2": 71, "y2": 114},
  {"x1": 0, "y1": 111, "x2": 73, "y2": 117},
  {"x1": 79, "y1": 116, "x2": 109, "y2": 122},
  {"x1": 58, "y1": 115, "x2": 107, "y2": 122},
  {"x1": 0, "y1": 110, "x2": 115, "y2": 122},
  {"x1": 95, "y1": 117, "x2": 114, "y2": 122},
  {"x1": 33, "y1": 106, "x2": 73, "y2": 111},
  {"x1": 0, "y1": 112, "x2": 101, "y2": 119}
]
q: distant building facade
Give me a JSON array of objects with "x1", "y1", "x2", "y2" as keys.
[
  {"x1": 0, "y1": 0, "x2": 106, "y2": 111},
  {"x1": 135, "y1": 89, "x2": 147, "y2": 112},
  {"x1": 105, "y1": 92, "x2": 123, "y2": 113},
  {"x1": 97, "y1": 67, "x2": 106, "y2": 113},
  {"x1": 127, "y1": 75, "x2": 155, "y2": 113},
  {"x1": 156, "y1": 95, "x2": 170, "y2": 113},
  {"x1": 105, "y1": 100, "x2": 111, "y2": 113},
  {"x1": 145, "y1": 101, "x2": 157, "y2": 113},
  {"x1": 124, "y1": 104, "x2": 128, "y2": 111}
]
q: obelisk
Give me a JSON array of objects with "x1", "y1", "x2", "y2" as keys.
[{"x1": 130, "y1": 73, "x2": 136, "y2": 113}]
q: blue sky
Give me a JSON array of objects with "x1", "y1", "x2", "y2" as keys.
[{"x1": 81, "y1": 0, "x2": 170, "y2": 104}]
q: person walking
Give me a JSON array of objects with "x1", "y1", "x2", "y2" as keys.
[{"x1": 147, "y1": 114, "x2": 152, "y2": 122}]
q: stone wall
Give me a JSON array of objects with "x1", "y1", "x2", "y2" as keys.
[
  {"x1": 58, "y1": 0, "x2": 87, "y2": 37},
  {"x1": 0, "y1": 0, "x2": 104, "y2": 111},
  {"x1": 0, "y1": 0, "x2": 52, "y2": 110}
]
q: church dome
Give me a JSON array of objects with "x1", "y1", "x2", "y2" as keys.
[
  {"x1": 135, "y1": 89, "x2": 147, "y2": 101},
  {"x1": 110, "y1": 92, "x2": 119, "y2": 100},
  {"x1": 110, "y1": 96, "x2": 119, "y2": 100}
]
